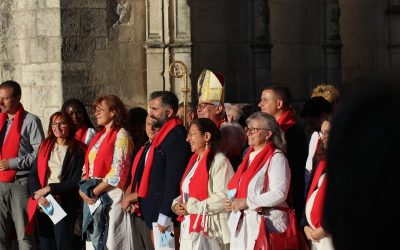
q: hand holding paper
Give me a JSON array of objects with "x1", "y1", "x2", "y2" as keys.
[
  {"x1": 152, "y1": 222, "x2": 175, "y2": 250},
  {"x1": 40, "y1": 194, "x2": 67, "y2": 225}
]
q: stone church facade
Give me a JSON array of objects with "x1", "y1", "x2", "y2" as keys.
[{"x1": 0, "y1": 0, "x2": 398, "y2": 124}]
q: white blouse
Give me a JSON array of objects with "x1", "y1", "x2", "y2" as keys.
[
  {"x1": 47, "y1": 143, "x2": 68, "y2": 184},
  {"x1": 306, "y1": 131, "x2": 319, "y2": 172},
  {"x1": 231, "y1": 150, "x2": 291, "y2": 250},
  {"x1": 305, "y1": 173, "x2": 326, "y2": 229},
  {"x1": 83, "y1": 127, "x2": 96, "y2": 145}
]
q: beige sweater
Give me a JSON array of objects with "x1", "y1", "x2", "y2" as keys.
[{"x1": 172, "y1": 152, "x2": 234, "y2": 244}]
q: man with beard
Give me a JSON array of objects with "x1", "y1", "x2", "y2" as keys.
[
  {"x1": 129, "y1": 91, "x2": 190, "y2": 247},
  {"x1": 196, "y1": 69, "x2": 226, "y2": 128},
  {"x1": 258, "y1": 85, "x2": 308, "y2": 222}
]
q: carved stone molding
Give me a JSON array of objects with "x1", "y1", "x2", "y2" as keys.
[
  {"x1": 145, "y1": 0, "x2": 192, "y2": 100},
  {"x1": 146, "y1": 0, "x2": 164, "y2": 43}
]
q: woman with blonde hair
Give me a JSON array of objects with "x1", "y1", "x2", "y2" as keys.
[{"x1": 311, "y1": 84, "x2": 340, "y2": 105}]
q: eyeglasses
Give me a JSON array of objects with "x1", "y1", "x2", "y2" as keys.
[
  {"x1": 51, "y1": 122, "x2": 68, "y2": 128},
  {"x1": 245, "y1": 127, "x2": 269, "y2": 134},
  {"x1": 318, "y1": 131, "x2": 330, "y2": 138},
  {"x1": 196, "y1": 102, "x2": 215, "y2": 110},
  {"x1": 94, "y1": 108, "x2": 105, "y2": 114}
]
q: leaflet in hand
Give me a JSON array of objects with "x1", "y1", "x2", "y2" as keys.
[
  {"x1": 152, "y1": 222, "x2": 175, "y2": 250},
  {"x1": 40, "y1": 194, "x2": 67, "y2": 225}
]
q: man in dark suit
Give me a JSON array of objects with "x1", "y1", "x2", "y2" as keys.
[
  {"x1": 130, "y1": 91, "x2": 190, "y2": 247},
  {"x1": 258, "y1": 85, "x2": 308, "y2": 221}
]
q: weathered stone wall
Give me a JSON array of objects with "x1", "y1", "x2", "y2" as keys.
[
  {"x1": 1, "y1": 0, "x2": 396, "y2": 118},
  {"x1": 61, "y1": 0, "x2": 147, "y2": 109},
  {"x1": 0, "y1": 0, "x2": 62, "y2": 126},
  {"x1": 269, "y1": 0, "x2": 325, "y2": 103},
  {"x1": 191, "y1": 0, "x2": 269, "y2": 105},
  {"x1": 339, "y1": 0, "x2": 387, "y2": 85}
]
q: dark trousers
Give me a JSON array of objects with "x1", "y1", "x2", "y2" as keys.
[
  {"x1": 132, "y1": 215, "x2": 154, "y2": 250},
  {"x1": 37, "y1": 212, "x2": 75, "y2": 250}
]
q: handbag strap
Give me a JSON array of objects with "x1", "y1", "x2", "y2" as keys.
[
  {"x1": 259, "y1": 152, "x2": 293, "y2": 213},
  {"x1": 261, "y1": 152, "x2": 279, "y2": 193},
  {"x1": 192, "y1": 201, "x2": 207, "y2": 231}
]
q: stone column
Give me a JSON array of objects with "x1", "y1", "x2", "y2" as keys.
[
  {"x1": 250, "y1": 0, "x2": 271, "y2": 105},
  {"x1": 145, "y1": 0, "x2": 191, "y2": 102},
  {"x1": 168, "y1": 0, "x2": 192, "y2": 102},
  {"x1": 386, "y1": 0, "x2": 400, "y2": 68},
  {"x1": 0, "y1": 0, "x2": 63, "y2": 125},
  {"x1": 324, "y1": 0, "x2": 342, "y2": 87},
  {"x1": 145, "y1": 0, "x2": 167, "y2": 97}
]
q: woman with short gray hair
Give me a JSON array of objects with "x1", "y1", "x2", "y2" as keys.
[{"x1": 224, "y1": 112, "x2": 291, "y2": 250}]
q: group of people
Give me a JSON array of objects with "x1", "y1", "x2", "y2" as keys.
[{"x1": 0, "y1": 69, "x2": 395, "y2": 250}]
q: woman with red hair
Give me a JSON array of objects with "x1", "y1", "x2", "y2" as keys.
[{"x1": 79, "y1": 95, "x2": 133, "y2": 250}]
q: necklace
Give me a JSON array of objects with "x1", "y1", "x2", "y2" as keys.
[{"x1": 55, "y1": 143, "x2": 67, "y2": 154}]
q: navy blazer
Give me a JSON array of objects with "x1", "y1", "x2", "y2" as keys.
[{"x1": 139, "y1": 124, "x2": 191, "y2": 228}]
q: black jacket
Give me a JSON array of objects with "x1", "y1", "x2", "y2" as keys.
[
  {"x1": 29, "y1": 141, "x2": 85, "y2": 215},
  {"x1": 285, "y1": 123, "x2": 308, "y2": 221}
]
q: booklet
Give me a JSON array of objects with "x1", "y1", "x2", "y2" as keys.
[
  {"x1": 152, "y1": 222, "x2": 175, "y2": 250},
  {"x1": 39, "y1": 194, "x2": 67, "y2": 225}
]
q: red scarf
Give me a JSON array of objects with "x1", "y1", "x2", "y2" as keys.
[
  {"x1": 216, "y1": 119, "x2": 225, "y2": 129},
  {"x1": 228, "y1": 143, "x2": 275, "y2": 198},
  {"x1": 0, "y1": 104, "x2": 25, "y2": 182},
  {"x1": 179, "y1": 150, "x2": 210, "y2": 232},
  {"x1": 306, "y1": 160, "x2": 327, "y2": 228},
  {"x1": 26, "y1": 140, "x2": 55, "y2": 234},
  {"x1": 130, "y1": 145, "x2": 146, "y2": 190},
  {"x1": 277, "y1": 110, "x2": 297, "y2": 132},
  {"x1": 128, "y1": 145, "x2": 147, "y2": 215},
  {"x1": 75, "y1": 124, "x2": 89, "y2": 143},
  {"x1": 137, "y1": 118, "x2": 182, "y2": 198},
  {"x1": 84, "y1": 128, "x2": 118, "y2": 179}
]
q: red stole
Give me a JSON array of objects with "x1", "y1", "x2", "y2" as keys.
[
  {"x1": 137, "y1": 118, "x2": 182, "y2": 198},
  {"x1": 75, "y1": 125, "x2": 89, "y2": 143},
  {"x1": 306, "y1": 160, "x2": 327, "y2": 228},
  {"x1": 0, "y1": 104, "x2": 25, "y2": 182},
  {"x1": 130, "y1": 145, "x2": 146, "y2": 190},
  {"x1": 127, "y1": 145, "x2": 147, "y2": 215},
  {"x1": 84, "y1": 128, "x2": 118, "y2": 179},
  {"x1": 228, "y1": 143, "x2": 275, "y2": 198},
  {"x1": 26, "y1": 140, "x2": 55, "y2": 234},
  {"x1": 216, "y1": 119, "x2": 225, "y2": 129},
  {"x1": 179, "y1": 149, "x2": 210, "y2": 232},
  {"x1": 277, "y1": 110, "x2": 297, "y2": 132}
]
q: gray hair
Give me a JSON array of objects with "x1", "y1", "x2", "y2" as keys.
[
  {"x1": 246, "y1": 112, "x2": 286, "y2": 154},
  {"x1": 219, "y1": 122, "x2": 247, "y2": 154}
]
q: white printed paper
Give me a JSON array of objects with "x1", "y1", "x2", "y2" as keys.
[
  {"x1": 88, "y1": 198, "x2": 101, "y2": 215},
  {"x1": 44, "y1": 194, "x2": 67, "y2": 225},
  {"x1": 152, "y1": 222, "x2": 175, "y2": 250}
]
